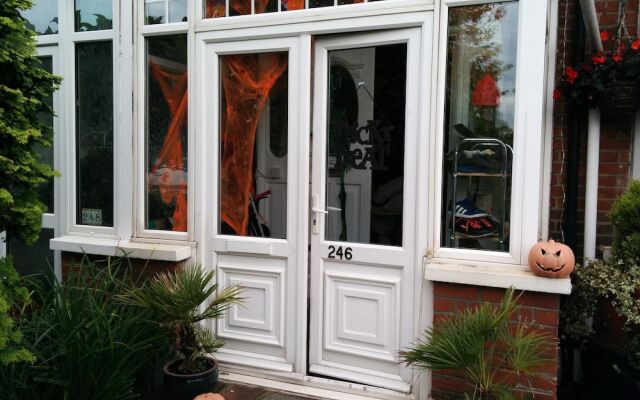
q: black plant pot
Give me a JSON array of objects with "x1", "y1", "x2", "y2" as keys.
[{"x1": 163, "y1": 357, "x2": 219, "y2": 400}]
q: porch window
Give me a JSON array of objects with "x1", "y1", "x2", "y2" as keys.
[
  {"x1": 441, "y1": 2, "x2": 518, "y2": 253},
  {"x1": 144, "y1": 0, "x2": 188, "y2": 24},
  {"x1": 145, "y1": 35, "x2": 189, "y2": 232},
  {"x1": 75, "y1": 41, "x2": 114, "y2": 227},
  {"x1": 21, "y1": 1, "x2": 57, "y2": 35},
  {"x1": 204, "y1": 0, "x2": 376, "y2": 17}
]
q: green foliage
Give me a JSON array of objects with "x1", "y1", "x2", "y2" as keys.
[
  {"x1": 0, "y1": 257, "x2": 34, "y2": 365},
  {"x1": 0, "y1": 256, "x2": 168, "y2": 400},
  {"x1": 610, "y1": 180, "x2": 640, "y2": 261},
  {"x1": 561, "y1": 181, "x2": 640, "y2": 373},
  {"x1": 0, "y1": 0, "x2": 61, "y2": 244},
  {"x1": 119, "y1": 264, "x2": 243, "y2": 374},
  {"x1": 401, "y1": 288, "x2": 553, "y2": 400}
]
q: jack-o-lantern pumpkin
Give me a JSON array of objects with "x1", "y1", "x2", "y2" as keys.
[{"x1": 528, "y1": 240, "x2": 575, "y2": 279}]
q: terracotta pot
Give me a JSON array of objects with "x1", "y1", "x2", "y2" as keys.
[{"x1": 163, "y1": 357, "x2": 219, "y2": 400}]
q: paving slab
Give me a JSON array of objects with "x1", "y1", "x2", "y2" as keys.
[{"x1": 217, "y1": 381, "x2": 323, "y2": 400}]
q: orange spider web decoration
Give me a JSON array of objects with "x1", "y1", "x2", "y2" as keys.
[
  {"x1": 148, "y1": 60, "x2": 188, "y2": 232},
  {"x1": 219, "y1": 53, "x2": 288, "y2": 235}
]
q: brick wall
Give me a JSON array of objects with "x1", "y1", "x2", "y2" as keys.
[
  {"x1": 61, "y1": 252, "x2": 182, "y2": 281},
  {"x1": 431, "y1": 282, "x2": 560, "y2": 400},
  {"x1": 550, "y1": 0, "x2": 636, "y2": 259}
]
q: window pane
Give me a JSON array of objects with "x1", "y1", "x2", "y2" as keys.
[
  {"x1": 35, "y1": 56, "x2": 54, "y2": 213},
  {"x1": 9, "y1": 228, "x2": 54, "y2": 277},
  {"x1": 219, "y1": 52, "x2": 289, "y2": 239},
  {"x1": 76, "y1": 41, "x2": 113, "y2": 227},
  {"x1": 21, "y1": 0, "x2": 58, "y2": 35},
  {"x1": 145, "y1": 0, "x2": 188, "y2": 24},
  {"x1": 146, "y1": 35, "x2": 188, "y2": 232},
  {"x1": 440, "y1": 2, "x2": 518, "y2": 252},
  {"x1": 75, "y1": 0, "x2": 112, "y2": 31},
  {"x1": 325, "y1": 44, "x2": 407, "y2": 246},
  {"x1": 169, "y1": 0, "x2": 188, "y2": 22}
]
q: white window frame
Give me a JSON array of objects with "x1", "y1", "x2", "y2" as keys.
[
  {"x1": 134, "y1": 0, "x2": 194, "y2": 242},
  {"x1": 429, "y1": 0, "x2": 548, "y2": 267}
]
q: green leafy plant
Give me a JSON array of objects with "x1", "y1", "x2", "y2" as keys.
[
  {"x1": 0, "y1": 256, "x2": 168, "y2": 400},
  {"x1": 401, "y1": 288, "x2": 553, "y2": 400},
  {"x1": 0, "y1": 0, "x2": 61, "y2": 244},
  {"x1": 0, "y1": 257, "x2": 34, "y2": 366},
  {"x1": 119, "y1": 264, "x2": 243, "y2": 374},
  {"x1": 561, "y1": 181, "x2": 640, "y2": 375}
]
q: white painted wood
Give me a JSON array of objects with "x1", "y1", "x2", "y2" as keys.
[
  {"x1": 633, "y1": 112, "x2": 640, "y2": 179},
  {"x1": 584, "y1": 109, "x2": 600, "y2": 261},
  {"x1": 310, "y1": 28, "x2": 421, "y2": 392},
  {"x1": 49, "y1": 235, "x2": 192, "y2": 261},
  {"x1": 200, "y1": 36, "x2": 309, "y2": 373},
  {"x1": 425, "y1": 260, "x2": 572, "y2": 295}
]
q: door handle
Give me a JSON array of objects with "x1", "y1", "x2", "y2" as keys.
[{"x1": 311, "y1": 207, "x2": 328, "y2": 214}]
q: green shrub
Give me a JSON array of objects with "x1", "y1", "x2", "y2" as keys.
[
  {"x1": 0, "y1": 0, "x2": 61, "y2": 244},
  {"x1": 0, "y1": 256, "x2": 168, "y2": 400},
  {"x1": 0, "y1": 257, "x2": 34, "y2": 365},
  {"x1": 610, "y1": 180, "x2": 640, "y2": 261}
]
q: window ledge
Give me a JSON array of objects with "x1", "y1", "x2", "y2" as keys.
[
  {"x1": 50, "y1": 236, "x2": 192, "y2": 262},
  {"x1": 425, "y1": 260, "x2": 571, "y2": 295}
]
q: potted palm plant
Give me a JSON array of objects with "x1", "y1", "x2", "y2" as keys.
[{"x1": 119, "y1": 264, "x2": 243, "y2": 400}]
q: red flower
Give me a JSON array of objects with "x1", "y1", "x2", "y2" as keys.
[
  {"x1": 618, "y1": 42, "x2": 625, "y2": 53},
  {"x1": 613, "y1": 53, "x2": 623, "y2": 62},
  {"x1": 632, "y1": 39, "x2": 640, "y2": 50},
  {"x1": 565, "y1": 66, "x2": 579, "y2": 84},
  {"x1": 592, "y1": 52, "x2": 606, "y2": 65},
  {"x1": 600, "y1": 31, "x2": 610, "y2": 41},
  {"x1": 553, "y1": 88, "x2": 562, "y2": 100}
]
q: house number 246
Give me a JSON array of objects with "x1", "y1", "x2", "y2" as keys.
[{"x1": 328, "y1": 245, "x2": 353, "y2": 260}]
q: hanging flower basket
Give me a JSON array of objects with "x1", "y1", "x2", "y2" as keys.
[{"x1": 602, "y1": 80, "x2": 640, "y2": 114}]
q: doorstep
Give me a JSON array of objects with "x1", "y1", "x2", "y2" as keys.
[{"x1": 218, "y1": 381, "x2": 322, "y2": 400}]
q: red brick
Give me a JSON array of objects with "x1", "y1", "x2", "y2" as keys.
[
  {"x1": 433, "y1": 298, "x2": 457, "y2": 313},
  {"x1": 434, "y1": 283, "x2": 480, "y2": 301},
  {"x1": 517, "y1": 292, "x2": 560, "y2": 310}
]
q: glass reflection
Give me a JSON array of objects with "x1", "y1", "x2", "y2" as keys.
[
  {"x1": 22, "y1": 0, "x2": 58, "y2": 35},
  {"x1": 325, "y1": 44, "x2": 407, "y2": 246},
  {"x1": 441, "y1": 2, "x2": 518, "y2": 252},
  {"x1": 35, "y1": 56, "x2": 54, "y2": 213},
  {"x1": 75, "y1": 0, "x2": 112, "y2": 31},
  {"x1": 145, "y1": 0, "x2": 188, "y2": 24}
]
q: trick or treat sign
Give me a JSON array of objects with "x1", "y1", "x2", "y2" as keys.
[{"x1": 333, "y1": 118, "x2": 393, "y2": 171}]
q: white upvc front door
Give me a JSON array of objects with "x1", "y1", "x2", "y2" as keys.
[
  {"x1": 309, "y1": 29, "x2": 422, "y2": 393},
  {"x1": 201, "y1": 36, "x2": 311, "y2": 373},
  {"x1": 199, "y1": 27, "x2": 422, "y2": 393}
]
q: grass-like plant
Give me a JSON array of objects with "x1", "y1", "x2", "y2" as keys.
[
  {"x1": 119, "y1": 264, "x2": 243, "y2": 374},
  {"x1": 0, "y1": 256, "x2": 168, "y2": 400},
  {"x1": 401, "y1": 288, "x2": 553, "y2": 400}
]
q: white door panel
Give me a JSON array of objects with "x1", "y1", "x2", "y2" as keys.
[
  {"x1": 310, "y1": 29, "x2": 421, "y2": 392},
  {"x1": 202, "y1": 36, "x2": 310, "y2": 373}
]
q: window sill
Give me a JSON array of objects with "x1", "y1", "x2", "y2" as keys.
[
  {"x1": 50, "y1": 236, "x2": 192, "y2": 262},
  {"x1": 424, "y1": 260, "x2": 571, "y2": 295}
]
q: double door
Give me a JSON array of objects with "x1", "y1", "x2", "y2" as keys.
[{"x1": 202, "y1": 28, "x2": 422, "y2": 392}]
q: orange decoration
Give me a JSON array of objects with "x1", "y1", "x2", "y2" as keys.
[
  {"x1": 205, "y1": 0, "x2": 273, "y2": 17},
  {"x1": 219, "y1": 53, "x2": 288, "y2": 235},
  {"x1": 287, "y1": 0, "x2": 305, "y2": 10},
  {"x1": 148, "y1": 61, "x2": 188, "y2": 232},
  {"x1": 528, "y1": 240, "x2": 575, "y2": 279},
  {"x1": 471, "y1": 73, "x2": 500, "y2": 107}
]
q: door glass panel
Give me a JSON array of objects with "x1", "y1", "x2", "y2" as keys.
[
  {"x1": 440, "y1": 2, "x2": 518, "y2": 252},
  {"x1": 218, "y1": 52, "x2": 289, "y2": 239},
  {"x1": 325, "y1": 43, "x2": 407, "y2": 246}
]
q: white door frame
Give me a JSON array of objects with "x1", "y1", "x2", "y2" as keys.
[
  {"x1": 309, "y1": 28, "x2": 422, "y2": 393},
  {"x1": 198, "y1": 35, "x2": 311, "y2": 373}
]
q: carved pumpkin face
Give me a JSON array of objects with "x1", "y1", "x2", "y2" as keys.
[{"x1": 528, "y1": 240, "x2": 575, "y2": 279}]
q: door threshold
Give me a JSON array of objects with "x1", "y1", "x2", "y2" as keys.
[{"x1": 219, "y1": 369, "x2": 416, "y2": 400}]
